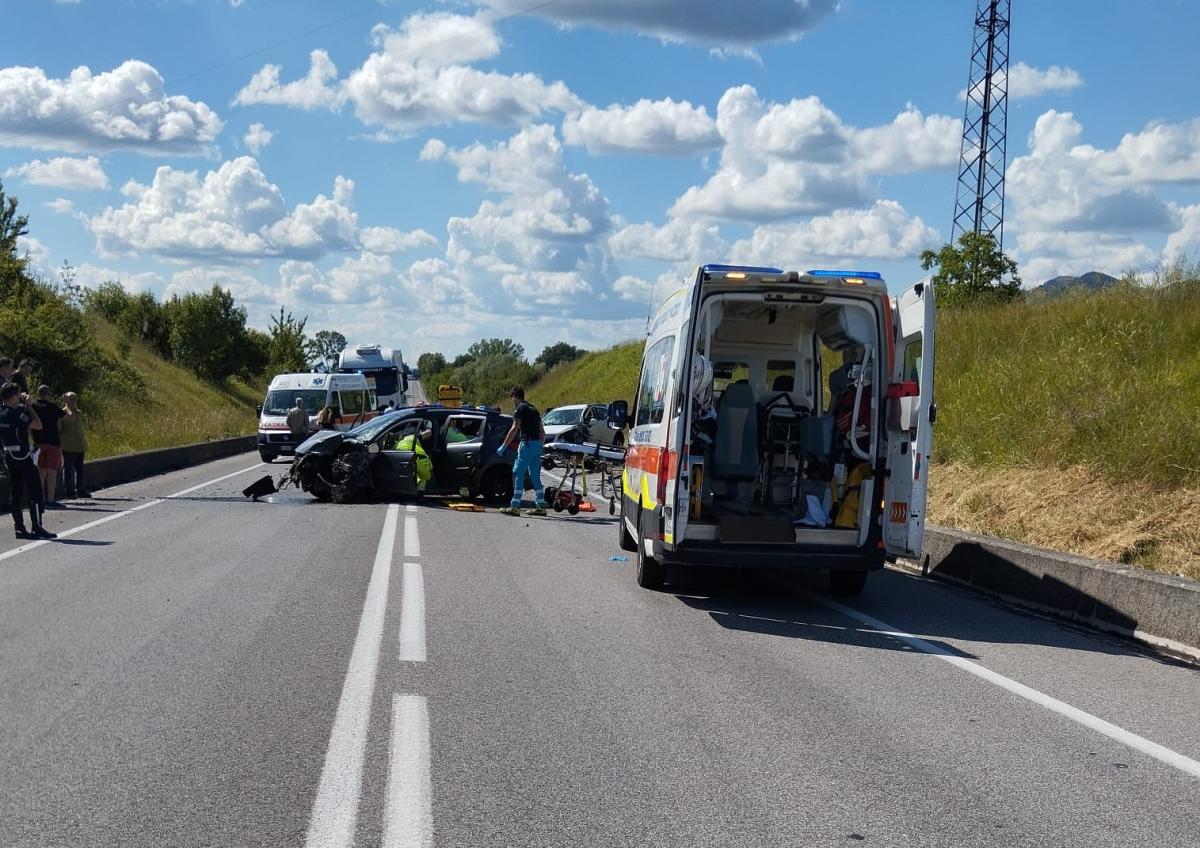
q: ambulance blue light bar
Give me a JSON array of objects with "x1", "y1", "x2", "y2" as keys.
[
  {"x1": 806, "y1": 269, "x2": 883, "y2": 280},
  {"x1": 702, "y1": 264, "x2": 784, "y2": 274}
]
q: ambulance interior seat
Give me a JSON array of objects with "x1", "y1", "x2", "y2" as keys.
[{"x1": 710, "y1": 380, "x2": 759, "y2": 483}]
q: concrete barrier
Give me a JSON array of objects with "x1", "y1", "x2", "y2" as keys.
[
  {"x1": 1, "y1": 435, "x2": 256, "y2": 506},
  {"x1": 897, "y1": 524, "x2": 1200, "y2": 661}
]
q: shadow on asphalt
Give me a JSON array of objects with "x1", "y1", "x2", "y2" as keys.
[
  {"x1": 671, "y1": 569, "x2": 979, "y2": 659},
  {"x1": 666, "y1": 565, "x2": 1182, "y2": 663}
]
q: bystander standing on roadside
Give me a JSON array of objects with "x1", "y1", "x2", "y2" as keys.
[
  {"x1": 60, "y1": 392, "x2": 91, "y2": 499},
  {"x1": 0, "y1": 358, "x2": 14, "y2": 385},
  {"x1": 0, "y1": 383, "x2": 55, "y2": 539},
  {"x1": 13, "y1": 360, "x2": 34, "y2": 394},
  {"x1": 31, "y1": 385, "x2": 64, "y2": 508},
  {"x1": 286, "y1": 396, "x2": 311, "y2": 448},
  {"x1": 317, "y1": 405, "x2": 336, "y2": 431}
]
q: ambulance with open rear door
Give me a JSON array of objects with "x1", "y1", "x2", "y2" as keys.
[{"x1": 611, "y1": 264, "x2": 936, "y2": 596}]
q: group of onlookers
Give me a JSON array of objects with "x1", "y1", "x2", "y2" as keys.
[{"x1": 0, "y1": 357, "x2": 91, "y2": 541}]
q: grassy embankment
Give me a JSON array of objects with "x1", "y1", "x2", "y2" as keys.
[
  {"x1": 522, "y1": 279, "x2": 1200, "y2": 579},
  {"x1": 84, "y1": 320, "x2": 261, "y2": 458}
]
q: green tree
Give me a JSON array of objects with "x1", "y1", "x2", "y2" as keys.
[
  {"x1": 535, "y1": 341, "x2": 585, "y2": 371},
  {"x1": 466, "y1": 337, "x2": 524, "y2": 361},
  {"x1": 83, "y1": 281, "x2": 132, "y2": 323},
  {"x1": 243, "y1": 328, "x2": 271, "y2": 379},
  {"x1": 268, "y1": 306, "x2": 310, "y2": 374},
  {"x1": 417, "y1": 352, "x2": 446, "y2": 377},
  {"x1": 166, "y1": 285, "x2": 249, "y2": 381},
  {"x1": 920, "y1": 231, "x2": 1022, "y2": 308},
  {"x1": 119, "y1": 292, "x2": 172, "y2": 357},
  {"x1": 0, "y1": 177, "x2": 29, "y2": 257},
  {"x1": 310, "y1": 329, "x2": 347, "y2": 370}
]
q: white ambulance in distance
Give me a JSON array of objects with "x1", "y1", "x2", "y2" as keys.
[
  {"x1": 610, "y1": 264, "x2": 936, "y2": 596},
  {"x1": 256, "y1": 372, "x2": 376, "y2": 463}
]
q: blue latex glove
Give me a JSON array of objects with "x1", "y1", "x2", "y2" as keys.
[{"x1": 496, "y1": 444, "x2": 506, "y2": 457}]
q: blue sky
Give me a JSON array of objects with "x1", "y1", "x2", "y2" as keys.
[{"x1": 4, "y1": 0, "x2": 1200, "y2": 357}]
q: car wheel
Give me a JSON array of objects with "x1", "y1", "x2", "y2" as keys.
[
  {"x1": 331, "y1": 452, "x2": 372, "y2": 504},
  {"x1": 295, "y1": 455, "x2": 333, "y2": 501},
  {"x1": 480, "y1": 466, "x2": 513, "y2": 504},
  {"x1": 635, "y1": 508, "x2": 667, "y2": 590},
  {"x1": 829, "y1": 569, "x2": 869, "y2": 597}
]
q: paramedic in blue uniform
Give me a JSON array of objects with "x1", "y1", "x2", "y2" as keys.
[
  {"x1": 0, "y1": 382, "x2": 56, "y2": 539},
  {"x1": 498, "y1": 385, "x2": 549, "y2": 517}
]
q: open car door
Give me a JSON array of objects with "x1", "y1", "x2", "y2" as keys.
[{"x1": 883, "y1": 278, "x2": 936, "y2": 559}]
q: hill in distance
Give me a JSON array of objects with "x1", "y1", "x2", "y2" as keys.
[{"x1": 1033, "y1": 270, "x2": 1118, "y2": 297}]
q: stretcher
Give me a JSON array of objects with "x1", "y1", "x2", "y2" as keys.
[{"x1": 544, "y1": 441, "x2": 626, "y2": 515}]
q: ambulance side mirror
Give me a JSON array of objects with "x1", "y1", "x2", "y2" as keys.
[
  {"x1": 255, "y1": 403, "x2": 263, "y2": 417},
  {"x1": 607, "y1": 400, "x2": 629, "y2": 429}
]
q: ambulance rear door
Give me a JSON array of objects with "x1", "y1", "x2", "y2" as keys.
[{"x1": 883, "y1": 278, "x2": 936, "y2": 559}]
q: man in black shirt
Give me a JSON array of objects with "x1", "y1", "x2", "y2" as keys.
[
  {"x1": 498, "y1": 385, "x2": 548, "y2": 516},
  {"x1": 0, "y1": 383, "x2": 55, "y2": 538},
  {"x1": 12, "y1": 359, "x2": 33, "y2": 394}
]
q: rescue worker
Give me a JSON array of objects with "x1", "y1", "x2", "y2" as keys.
[
  {"x1": 396, "y1": 427, "x2": 434, "y2": 492},
  {"x1": 497, "y1": 385, "x2": 548, "y2": 516}
]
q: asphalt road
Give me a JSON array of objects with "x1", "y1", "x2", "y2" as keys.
[{"x1": 1, "y1": 453, "x2": 1197, "y2": 847}]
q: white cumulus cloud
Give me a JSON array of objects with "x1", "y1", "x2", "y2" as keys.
[
  {"x1": 233, "y1": 49, "x2": 343, "y2": 110},
  {"x1": 728, "y1": 201, "x2": 940, "y2": 269},
  {"x1": 88, "y1": 157, "x2": 373, "y2": 261},
  {"x1": 963, "y1": 62, "x2": 1084, "y2": 101},
  {"x1": 4, "y1": 155, "x2": 108, "y2": 190},
  {"x1": 562, "y1": 98, "x2": 721, "y2": 156},
  {"x1": 235, "y1": 13, "x2": 579, "y2": 132},
  {"x1": 669, "y1": 86, "x2": 959, "y2": 222},
  {"x1": 0, "y1": 61, "x2": 222, "y2": 155},
  {"x1": 360, "y1": 226, "x2": 439, "y2": 254},
  {"x1": 243, "y1": 122, "x2": 274, "y2": 154},
  {"x1": 422, "y1": 124, "x2": 626, "y2": 314},
  {"x1": 1007, "y1": 110, "x2": 1200, "y2": 280}
]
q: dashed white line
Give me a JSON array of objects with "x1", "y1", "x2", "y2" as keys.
[
  {"x1": 404, "y1": 514, "x2": 420, "y2": 558},
  {"x1": 305, "y1": 504, "x2": 400, "y2": 848},
  {"x1": 383, "y1": 695, "x2": 433, "y2": 848},
  {"x1": 399, "y1": 561, "x2": 427, "y2": 662},
  {"x1": 406, "y1": 504, "x2": 418, "y2": 513},
  {"x1": 814, "y1": 594, "x2": 1200, "y2": 780},
  {"x1": 0, "y1": 462, "x2": 264, "y2": 564}
]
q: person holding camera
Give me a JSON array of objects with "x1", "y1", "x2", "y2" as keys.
[{"x1": 0, "y1": 382, "x2": 56, "y2": 539}]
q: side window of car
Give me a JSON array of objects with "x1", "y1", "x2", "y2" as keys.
[{"x1": 383, "y1": 420, "x2": 420, "y2": 451}]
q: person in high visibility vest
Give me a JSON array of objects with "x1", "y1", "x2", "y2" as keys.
[{"x1": 397, "y1": 428, "x2": 434, "y2": 491}]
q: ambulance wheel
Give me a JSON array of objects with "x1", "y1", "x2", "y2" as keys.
[
  {"x1": 829, "y1": 569, "x2": 868, "y2": 597},
  {"x1": 635, "y1": 509, "x2": 667, "y2": 591}
]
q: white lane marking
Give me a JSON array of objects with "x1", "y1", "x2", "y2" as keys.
[
  {"x1": 404, "y1": 514, "x2": 420, "y2": 558},
  {"x1": 383, "y1": 695, "x2": 433, "y2": 848},
  {"x1": 305, "y1": 504, "x2": 400, "y2": 848},
  {"x1": 399, "y1": 561, "x2": 426, "y2": 662},
  {"x1": 165, "y1": 462, "x2": 266, "y2": 498},
  {"x1": 0, "y1": 463, "x2": 263, "y2": 564},
  {"x1": 406, "y1": 504, "x2": 417, "y2": 513},
  {"x1": 814, "y1": 595, "x2": 1200, "y2": 780}
]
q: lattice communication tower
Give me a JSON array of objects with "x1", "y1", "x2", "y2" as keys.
[{"x1": 951, "y1": 0, "x2": 1011, "y2": 249}]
